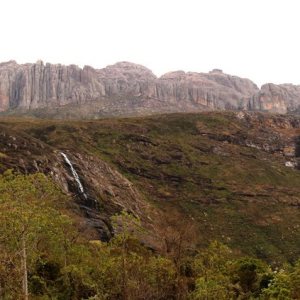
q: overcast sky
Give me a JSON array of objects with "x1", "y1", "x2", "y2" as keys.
[{"x1": 1, "y1": 0, "x2": 299, "y2": 86}]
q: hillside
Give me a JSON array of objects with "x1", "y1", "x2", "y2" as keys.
[{"x1": 0, "y1": 112, "x2": 300, "y2": 265}]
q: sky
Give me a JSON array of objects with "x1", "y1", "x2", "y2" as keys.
[{"x1": 1, "y1": 0, "x2": 299, "y2": 86}]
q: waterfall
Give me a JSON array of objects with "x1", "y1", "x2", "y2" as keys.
[{"x1": 61, "y1": 152, "x2": 87, "y2": 199}]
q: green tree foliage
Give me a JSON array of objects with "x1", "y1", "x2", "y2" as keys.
[
  {"x1": 290, "y1": 260, "x2": 300, "y2": 298},
  {"x1": 229, "y1": 257, "x2": 272, "y2": 299},
  {"x1": 261, "y1": 269, "x2": 292, "y2": 300},
  {"x1": 83, "y1": 219, "x2": 180, "y2": 299},
  {"x1": 190, "y1": 241, "x2": 234, "y2": 299},
  {"x1": 1, "y1": 171, "x2": 300, "y2": 299},
  {"x1": 0, "y1": 171, "x2": 72, "y2": 298}
]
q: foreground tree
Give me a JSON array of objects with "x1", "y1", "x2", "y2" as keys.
[
  {"x1": 190, "y1": 241, "x2": 234, "y2": 299},
  {"x1": 260, "y1": 268, "x2": 292, "y2": 300},
  {"x1": 2, "y1": 171, "x2": 300, "y2": 299},
  {"x1": 0, "y1": 170, "x2": 72, "y2": 299},
  {"x1": 86, "y1": 211, "x2": 177, "y2": 299},
  {"x1": 158, "y1": 210, "x2": 197, "y2": 299},
  {"x1": 229, "y1": 257, "x2": 272, "y2": 299}
]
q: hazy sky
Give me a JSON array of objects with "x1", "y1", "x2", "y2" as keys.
[{"x1": 1, "y1": 0, "x2": 299, "y2": 86}]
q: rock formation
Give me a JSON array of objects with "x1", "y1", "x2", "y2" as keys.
[
  {"x1": 249, "y1": 83, "x2": 300, "y2": 114},
  {"x1": 0, "y1": 60, "x2": 300, "y2": 116},
  {"x1": 157, "y1": 69, "x2": 258, "y2": 110}
]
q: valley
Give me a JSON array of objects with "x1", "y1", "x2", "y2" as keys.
[{"x1": 1, "y1": 111, "x2": 300, "y2": 263}]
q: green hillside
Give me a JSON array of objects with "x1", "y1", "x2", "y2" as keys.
[{"x1": 1, "y1": 112, "x2": 300, "y2": 264}]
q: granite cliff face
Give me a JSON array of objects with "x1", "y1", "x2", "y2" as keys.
[
  {"x1": 0, "y1": 60, "x2": 299, "y2": 116},
  {"x1": 157, "y1": 69, "x2": 258, "y2": 110},
  {"x1": 0, "y1": 60, "x2": 106, "y2": 111},
  {"x1": 249, "y1": 83, "x2": 300, "y2": 114}
]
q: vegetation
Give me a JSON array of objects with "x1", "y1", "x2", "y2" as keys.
[
  {"x1": 0, "y1": 112, "x2": 300, "y2": 298},
  {"x1": 1, "y1": 171, "x2": 300, "y2": 299},
  {"x1": 0, "y1": 112, "x2": 298, "y2": 262}
]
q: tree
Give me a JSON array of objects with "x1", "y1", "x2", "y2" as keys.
[
  {"x1": 87, "y1": 211, "x2": 177, "y2": 300},
  {"x1": 157, "y1": 210, "x2": 197, "y2": 299},
  {"x1": 229, "y1": 257, "x2": 271, "y2": 299},
  {"x1": 190, "y1": 241, "x2": 234, "y2": 299},
  {"x1": 261, "y1": 269, "x2": 292, "y2": 300},
  {"x1": 110, "y1": 210, "x2": 142, "y2": 299},
  {"x1": 0, "y1": 171, "x2": 71, "y2": 299},
  {"x1": 290, "y1": 260, "x2": 300, "y2": 299}
]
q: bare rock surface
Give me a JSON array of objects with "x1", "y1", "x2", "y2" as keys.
[
  {"x1": 0, "y1": 60, "x2": 300, "y2": 116},
  {"x1": 249, "y1": 83, "x2": 300, "y2": 114}
]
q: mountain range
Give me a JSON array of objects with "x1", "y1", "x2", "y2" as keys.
[
  {"x1": 1, "y1": 60, "x2": 300, "y2": 262},
  {"x1": 1, "y1": 60, "x2": 300, "y2": 118}
]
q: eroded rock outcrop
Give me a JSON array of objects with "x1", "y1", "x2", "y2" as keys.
[
  {"x1": 157, "y1": 69, "x2": 258, "y2": 110},
  {"x1": 249, "y1": 83, "x2": 300, "y2": 114},
  {"x1": 0, "y1": 60, "x2": 107, "y2": 111},
  {"x1": 0, "y1": 60, "x2": 300, "y2": 116}
]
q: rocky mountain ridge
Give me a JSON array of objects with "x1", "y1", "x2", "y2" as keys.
[{"x1": 0, "y1": 60, "x2": 299, "y2": 117}]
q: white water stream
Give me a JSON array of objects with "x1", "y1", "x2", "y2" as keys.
[{"x1": 61, "y1": 152, "x2": 87, "y2": 199}]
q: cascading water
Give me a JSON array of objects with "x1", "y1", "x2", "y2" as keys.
[
  {"x1": 61, "y1": 152, "x2": 87, "y2": 199},
  {"x1": 60, "y1": 152, "x2": 105, "y2": 239}
]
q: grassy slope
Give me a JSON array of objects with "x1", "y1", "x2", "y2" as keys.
[{"x1": 1, "y1": 112, "x2": 300, "y2": 263}]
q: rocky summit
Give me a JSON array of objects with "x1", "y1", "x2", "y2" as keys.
[{"x1": 0, "y1": 60, "x2": 300, "y2": 118}]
